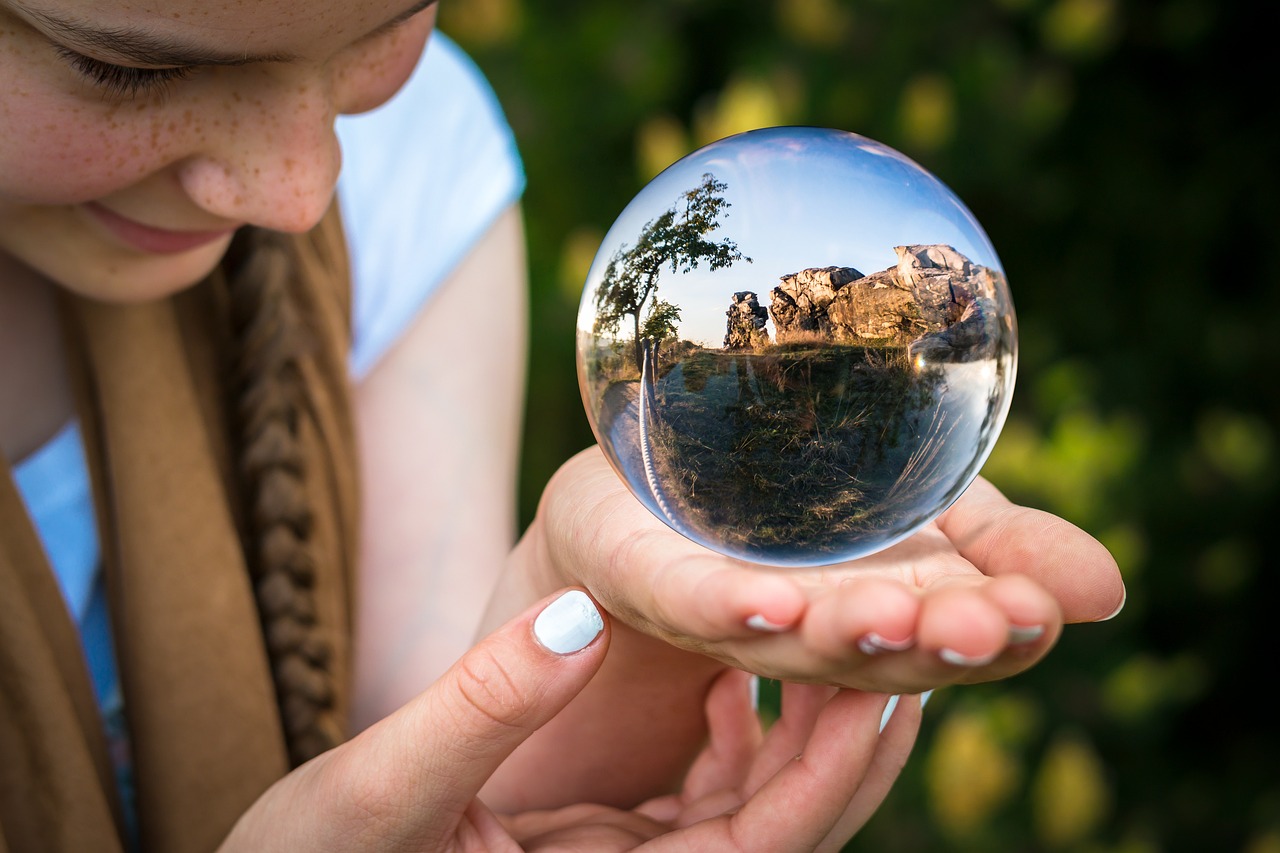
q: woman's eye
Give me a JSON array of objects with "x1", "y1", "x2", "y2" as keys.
[{"x1": 55, "y1": 46, "x2": 194, "y2": 100}]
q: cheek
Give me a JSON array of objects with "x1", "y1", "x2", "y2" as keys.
[
  {"x1": 336, "y1": 16, "x2": 434, "y2": 115},
  {"x1": 0, "y1": 77, "x2": 183, "y2": 205}
]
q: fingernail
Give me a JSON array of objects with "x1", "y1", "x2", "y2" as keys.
[
  {"x1": 1008, "y1": 624, "x2": 1045, "y2": 645},
  {"x1": 882, "y1": 690, "x2": 933, "y2": 731},
  {"x1": 746, "y1": 614, "x2": 791, "y2": 633},
  {"x1": 1099, "y1": 588, "x2": 1127, "y2": 622},
  {"x1": 939, "y1": 648, "x2": 998, "y2": 667},
  {"x1": 858, "y1": 632, "x2": 915, "y2": 656},
  {"x1": 534, "y1": 590, "x2": 604, "y2": 654},
  {"x1": 878, "y1": 694, "x2": 900, "y2": 732},
  {"x1": 748, "y1": 674, "x2": 760, "y2": 711}
]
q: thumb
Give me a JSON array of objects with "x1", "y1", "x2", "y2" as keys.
[
  {"x1": 421, "y1": 587, "x2": 609, "y2": 794},
  {"x1": 342, "y1": 589, "x2": 608, "y2": 846}
]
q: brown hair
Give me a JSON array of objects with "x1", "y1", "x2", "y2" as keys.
[{"x1": 220, "y1": 218, "x2": 349, "y2": 766}]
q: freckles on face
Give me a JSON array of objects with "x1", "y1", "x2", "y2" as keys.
[
  {"x1": 0, "y1": 61, "x2": 187, "y2": 206},
  {"x1": 173, "y1": 82, "x2": 346, "y2": 232},
  {"x1": 0, "y1": 0, "x2": 434, "y2": 222},
  {"x1": 0, "y1": 15, "x2": 288, "y2": 212},
  {"x1": 0, "y1": 22, "x2": 138, "y2": 201},
  {"x1": 335, "y1": 7, "x2": 435, "y2": 114}
]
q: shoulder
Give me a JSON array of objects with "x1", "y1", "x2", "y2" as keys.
[{"x1": 335, "y1": 32, "x2": 526, "y2": 380}]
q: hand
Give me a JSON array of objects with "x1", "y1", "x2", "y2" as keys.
[
  {"x1": 503, "y1": 670, "x2": 923, "y2": 852},
  {"x1": 531, "y1": 446, "x2": 1125, "y2": 696},
  {"x1": 218, "y1": 588, "x2": 612, "y2": 852},
  {"x1": 219, "y1": 589, "x2": 920, "y2": 853}
]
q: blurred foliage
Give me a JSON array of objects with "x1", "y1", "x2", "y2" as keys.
[{"x1": 439, "y1": 0, "x2": 1277, "y2": 849}]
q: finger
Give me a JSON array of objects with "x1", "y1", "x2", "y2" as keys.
[
  {"x1": 724, "y1": 690, "x2": 895, "y2": 853},
  {"x1": 666, "y1": 680, "x2": 835, "y2": 828},
  {"x1": 816, "y1": 692, "x2": 923, "y2": 852},
  {"x1": 857, "y1": 573, "x2": 1061, "y2": 691},
  {"x1": 741, "y1": 681, "x2": 838, "y2": 797},
  {"x1": 917, "y1": 581, "x2": 1018, "y2": 665},
  {"x1": 676, "y1": 668, "x2": 763, "y2": 805},
  {"x1": 728, "y1": 567, "x2": 1064, "y2": 694},
  {"x1": 801, "y1": 577, "x2": 921, "y2": 663},
  {"x1": 505, "y1": 802, "x2": 668, "y2": 850},
  {"x1": 949, "y1": 572, "x2": 1062, "y2": 684},
  {"x1": 936, "y1": 476, "x2": 1125, "y2": 623},
  {"x1": 333, "y1": 589, "x2": 608, "y2": 849},
  {"x1": 457, "y1": 800, "x2": 523, "y2": 853}
]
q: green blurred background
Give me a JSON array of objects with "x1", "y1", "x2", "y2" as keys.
[{"x1": 437, "y1": 0, "x2": 1277, "y2": 849}]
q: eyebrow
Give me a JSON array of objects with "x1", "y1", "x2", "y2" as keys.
[{"x1": 22, "y1": 0, "x2": 437, "y2": 66}]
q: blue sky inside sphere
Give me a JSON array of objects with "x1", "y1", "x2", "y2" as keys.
[{"x1": 579, "y1": 127, "x2": 1005, "y2": 349}]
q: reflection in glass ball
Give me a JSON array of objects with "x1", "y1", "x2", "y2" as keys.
[{"x1": 575, "y1": 127, "x2": 1017, "y2": 567}]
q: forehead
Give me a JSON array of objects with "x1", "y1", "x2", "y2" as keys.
[{"x1": 16, "y1": 0, "x2": 411, "y2": 52}]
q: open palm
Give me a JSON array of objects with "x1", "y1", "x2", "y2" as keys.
[
  {"x1": 536, "y1": 447, "x2": 1124, "y2": 696},
  {"x1": 504, "y1": 671, "x2": 922, "y2": 853}
]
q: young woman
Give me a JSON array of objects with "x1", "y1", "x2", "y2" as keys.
[{"x1": 0, "y1": 0, "x2": 1125, "y2": 850}]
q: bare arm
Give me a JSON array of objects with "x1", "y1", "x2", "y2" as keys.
[{"x1": 351, "y1": 203, "x2": 528, "y2": 730}]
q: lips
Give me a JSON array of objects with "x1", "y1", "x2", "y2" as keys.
[{"x1": 83, "y1": 202, "x2": 237, "y2": 255}]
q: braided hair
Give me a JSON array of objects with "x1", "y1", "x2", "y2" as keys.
[{"x1": 221, "y1": 224, "x2": 345, "y2": 767}]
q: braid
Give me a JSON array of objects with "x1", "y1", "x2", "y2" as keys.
[{"x1": 223, "y1": 226, "x2": 343, "y2": 766}]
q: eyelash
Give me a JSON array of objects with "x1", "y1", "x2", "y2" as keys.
[
  {"x1": 50, "y1": 5, "x2": 431, "y2": 101},
  {"x1": 55, "y1": 47, "x2": 194, "y2": 100}
]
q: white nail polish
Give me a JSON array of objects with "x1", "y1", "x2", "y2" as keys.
[
  {"x1": 878, "y1": 694, "x2": 900, "y2": 732},
  {"x1": 1008, "y1": 624, "x2": 1045, "y2": 644},
  {"x1": 534, "y1": 590, "x2": 603, "y2": 654},
  {"x1": 858, "y1": 632, "x2": 915, "y2": 656},
  {"x1": 746, "y1": 614, "x2": 790, "y2": 632},
  {"x1": 1099, "y1": 588, "x2": 1127, "y2": 622},
  {"x1": 939, "y1": 648, "x2": 998, "y2": 667},
  {"x1": 748, "y1": 674, "x2": 760, "y2": 711}
]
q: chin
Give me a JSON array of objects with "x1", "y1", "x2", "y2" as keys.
[{"x1": 57, "y1": 234, "x2": 236, "y2": 305}]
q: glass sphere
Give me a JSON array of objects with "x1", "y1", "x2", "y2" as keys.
[{"x1": 575, "y1": 127, "x2": 1017, "y2": 567}]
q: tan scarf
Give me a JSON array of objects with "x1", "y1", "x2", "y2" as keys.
[{"x1": 0, "y1": 206, "x2": 358, "y2": 853}]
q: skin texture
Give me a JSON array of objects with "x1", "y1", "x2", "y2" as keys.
[
  {"x1": 477, "y1": 449, "x2": 1119, "y2": 810},
  {"x1": 0, "y1": 0, "x2": 432, "y2": 303},
  {"x1": 0, "y1": 0, "x2": 1126, "y2": 847},
  {"x1": 220, "y1": 591, "x2": 926, "y2": 853},
  {"x1": 0, "y1": 0, "x2": 434, "y2": 458}
]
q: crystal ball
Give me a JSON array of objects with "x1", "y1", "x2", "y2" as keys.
[{"x1": 575, "y1": 127, "x2": 1017, "y2": 567}]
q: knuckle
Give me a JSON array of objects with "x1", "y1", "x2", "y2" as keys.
[{"x1": 449, "y1": 646, "x2": 537, "y2": 735}]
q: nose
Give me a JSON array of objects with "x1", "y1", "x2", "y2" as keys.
[{"x1": 178, "y1": 73, "x2": 342, "y2": 234}]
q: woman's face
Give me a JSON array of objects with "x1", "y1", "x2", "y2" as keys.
[{"x1": 0, "y1": 0, "x2": 435, "y2": 302}]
